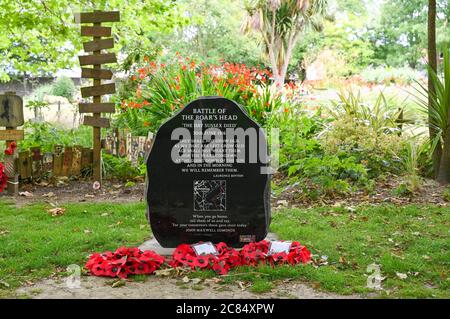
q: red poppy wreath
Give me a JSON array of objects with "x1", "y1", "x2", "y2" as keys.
[
  {"x1": 85, "y1": 246, "x2": 165, "y2": 278},
  {"x1": 169, "y1": 242, "x2": 241, "y2": 275},
  {"x1": 85, "y1": 241, "x2": 312, "y2": 278}
]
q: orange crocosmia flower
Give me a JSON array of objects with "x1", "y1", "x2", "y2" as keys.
[
  {"x1": 284, "y1": 108, "x2": 289, "y2": 113},
  {"x1": 175, "y1": 85, "x2": 181, "y2": 91},
  {"x1": 136, "y1": 89, "x2": 142, "y2": 98},
  {"x1": 131, "y1": 75, "x2": 137, "y2": 81},
  {"x1": 175, "y1": 51, "x2": 180, "y2": 56},
  {"x1": 161, "y1": 98, "x2": 166, "y2": 104},
  {"x1": 190, "y1": 61, "x2": 196, "y2": 68},
  {"x1": 143, "y1": 100, "x2": 150, "y2": 106},
  {"x1": 143, "y1": 121, "x2": 151, "y2": 127},
  {"x1": 181, "y1": 65, "x2": 187, "y2": 71},
  {"x1": 160, "y1": 63, "x2": 166, "y2": 68}
]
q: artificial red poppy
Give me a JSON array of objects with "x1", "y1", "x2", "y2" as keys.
[
  {"x1": 0, "y1": 162, "x2": 7, "y2": 193},
  {"x1": 4, "y1": 142, "x2": 16, "y2": 155},
  {"x1": 85, "y1": 247, "x2": 165, "y2": 278}
]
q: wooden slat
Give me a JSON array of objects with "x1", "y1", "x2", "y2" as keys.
[
  {"x1": 78, "y1": 53, "x2": 116, "y2": 66},
  {"x1": 81, "y1": 83, "x2": 116, "y2": 98},
  {"x1": 0, "y1": 129, "x2": 24, "y2": 140},
  {"x1": 81, "y1": 26, "x2": 112, "y2": 37},
  {"x1": 83, "y1": 38, "x2": 114, "y2": 52},
  {"x1": 79, "y1": 103, "x2": 115, "y2": 113},
  {"x1": 83, "y1": 116, "x2": 110, "y2": 128},
  {"x1": 81, "y1": 68, "x2": 113, "y2": 80},
  {"x1": 74, "y1": 11, "x2": 120, "y2": 24}
]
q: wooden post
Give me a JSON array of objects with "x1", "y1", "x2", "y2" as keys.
[
  {"x1": 5, "y1": 127, "x2": 19, "y2": 195},
  {"x1": 75, "y1": 10, "x2": 120, "y2": 186},
  {"x1": 93, "y1": 17, "x2": 102, "y2": 182},
  {"x1": 0, "y1": 92, "x2": 24, "y2": 196}
]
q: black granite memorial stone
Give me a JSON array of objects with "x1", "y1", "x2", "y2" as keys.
[{"x1": 146, "y1": 96, "x2": 270, "y2": 247}]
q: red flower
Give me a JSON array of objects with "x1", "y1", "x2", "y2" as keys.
[
  {"x1": 85, "y1": 247, "x2": 165, "y2": 278},
  {"x1": 4, "y1": 142, "x2": 16, "y2": 155},
  {"x1": 0, "y1": 162, "x2": 7, "y2": 193}
]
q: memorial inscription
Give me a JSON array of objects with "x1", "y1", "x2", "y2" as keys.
[{"x1": 146, "y1": 97, "x2": 271, "y2": 247}]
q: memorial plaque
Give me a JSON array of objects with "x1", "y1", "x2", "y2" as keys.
[
  {"x1": 0, "y1": 94, "x2": 24, "y2": 127},
  {"x1": 146, "y1": 96, "x2": 271, "y2": 248}
]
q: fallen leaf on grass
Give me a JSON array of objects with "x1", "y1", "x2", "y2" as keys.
[
  {"x1": 47, "y1": 207, "x2": 66, "y2": 216},
  {"x1": 181, "y1": 276, "x2": 191, "y2": 283},
  {"x1": 42, "y1": 192, "x2": 55, "y2": 198},
  {"x1": 204, "y1": 278, "x2": 223, "y2": 285},
  {"x1": 396, "y1": 272, "x2": 408, "y2": 279},
  {"x1": 339, "y1": 256, "x2": 349, "y2": 265},
  {"x1": 155, "y1": 268, "x2": 176, "y2": 277},
  {"x1": 19, "y1": 191, "x2": 33, "y2": 197},
  {"x1": 311, "y1": 282, "x2": 321, "y2": 290},
  {"x1": 111, "y1": 280, "x2": 126, "y2": 288},
  {"x1": 237, "y1": 281, "x2": 250, "y2": 291}
]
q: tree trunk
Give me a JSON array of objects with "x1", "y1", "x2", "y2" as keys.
[{"x1": 428, "y1": 0, "x2": 441, "y2": 178}]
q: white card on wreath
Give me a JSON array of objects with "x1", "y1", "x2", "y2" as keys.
[
  {"x1": 268, "y1": 241, "x2": 292, "y2": 255},
  {"x1": 192, "y1": 242, "x2": 218, "y2": 256}
]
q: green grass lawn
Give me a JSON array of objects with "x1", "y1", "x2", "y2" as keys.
[
  {"x1": 193, "y1": 204, "x2": 450, "y2": 298},
  {"x1": 0, "y1": 200, "x2": 448, "y2": 298},
  {"x1": 0, "y1": 200, "x2": 150, "y2": 297}
]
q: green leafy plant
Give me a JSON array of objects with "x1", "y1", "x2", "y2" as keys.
[
  {"x1": 102, "y1": 153, "x2": 142, "y2": 181},
  {"x1": 51, "y1": 76, "x2": 76, "y2": 101},
  {"x1": 414, "y1": 47, "x2": 450, "y2": 183},
  {"x1": 114, "y1": 56, "x2": 277, "y2": 133},
  {"x1": 328, "y1": 90, "x2": 406, "y2": 133},
  {"x1": 19, "y1": 122, "x2": 92, "y2": 152}
]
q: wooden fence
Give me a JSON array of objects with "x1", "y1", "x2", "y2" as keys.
[
  {"x1": 15, "y1": 129, "x2": 152, "y2": 181},
  {"x1": 17, "y1": 146, "x2": 94, "y2": 180}
]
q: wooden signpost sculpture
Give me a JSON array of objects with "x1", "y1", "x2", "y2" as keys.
[
  {"x1": 75, "y1": 10, "x2": 120, "y2": 185},
  {"x1": 0, "y1": 92, "x2": 24, "y2": 195}
]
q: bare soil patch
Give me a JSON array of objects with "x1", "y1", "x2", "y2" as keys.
[{"x1": 16, "y1": 275, "x2": 358, "y2": 299}]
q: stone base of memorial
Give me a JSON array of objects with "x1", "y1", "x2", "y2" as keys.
[{"x1": 146, "y1": 97, "x2": 271, "y2": 248}]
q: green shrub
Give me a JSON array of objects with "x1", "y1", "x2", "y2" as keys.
[
  {"x1": 102, "y1": 153, "x2": 144, "y2": 181},
  {"x1": 360, "y1": 66, "x2": 422, "y2": 85},
  {"x1": 322, "y1": 90, "x2": 410, "y2": 178},
  {"x1": 19, "y1": 122, "x2": 92, "y2": 152},
  {"x1": 443, "y1": 188, "x2": 450, "y2": 202},
  {"x1": 288, "y1": 155, "x2": 369, "y2": 196},
  {"x1": 52, "y1": 76, "x2": 76, "y2": 101},
  {"x1": 320, "y1": 118, "x2": 406, "y2": 177}
]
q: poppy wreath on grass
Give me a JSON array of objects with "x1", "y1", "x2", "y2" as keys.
[
  {"x1": 85, "y1": 241, "x2": 312, "y2": 278},
  {"x1": 0, "y1": 162, "x2": 7, "y2": 193},
  {"x1": 240, "y1": 240, "x2": 312, "y2": 266},
  {"x1": 169, "y1": 242, "x2": 240, "y2": 275},
  {"x1": 85, "y1": 247, "x2": 165, "y2": 278}
]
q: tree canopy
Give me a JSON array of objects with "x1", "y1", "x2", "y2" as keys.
[{"x1": 0, "y1": 0, "x2": 186, "y2": 82}]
